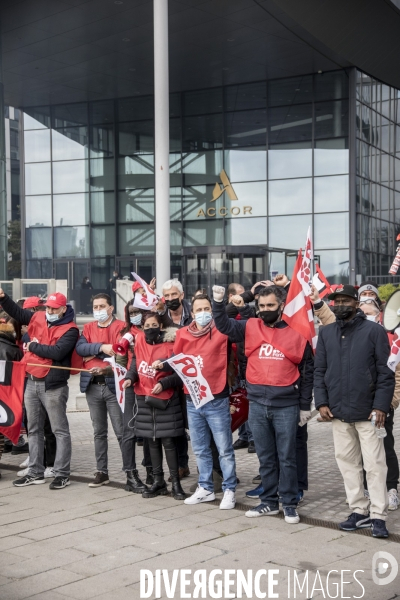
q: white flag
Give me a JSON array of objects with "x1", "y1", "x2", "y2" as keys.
[
  {"x1": 388, "y1": 327, "x2": 400, "y2": 372},
  {"x1": 131, "y1": 272, "x2": 159, "y2": 310},
  {"x1": 166, "y1": 353, "x2": 214, "y2": 409},
  {"x1": 104, "y1": 356, "x2": 127, "y2": 413}
]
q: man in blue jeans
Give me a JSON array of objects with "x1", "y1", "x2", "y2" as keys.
[{"x1": 213, "y1": 285, "x2": 314, "y2": 524}]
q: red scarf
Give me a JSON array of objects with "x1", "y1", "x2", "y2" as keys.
[{"x1": 187, "y1": 319, "x2": 215, "y2": 338}]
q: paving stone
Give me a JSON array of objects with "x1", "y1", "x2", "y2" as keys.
[
  {"x1": 64, "y1": 546, "x2": 159, "y2": 577},
  {"x1": 1, "y1": 548, "x2": 91, "y2": 579},
  {"x1": 0, "y1": 568, "x2": 85, "y2": 600}
]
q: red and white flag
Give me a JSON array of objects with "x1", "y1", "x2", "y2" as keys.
[
  {"x1": 312, "y1": 264, "x2": 333, "y2": 299},
  {"x1": 104, "y1": 357, "x2": 127, "y2": 413},
  {"x1": 0, "y1": 361, "x2": 26, "y2": 445},
  {"x1": 166, "y1": 354, "x2": 214, "y2": 409},
  {"x1": 388, "y1": 328, "x2": 400, "y2": 372},
  {"x1": 131, "y1": 272, "x2": 159, "y2": 310}
]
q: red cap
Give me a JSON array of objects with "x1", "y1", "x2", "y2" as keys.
[
  {"x1": 132, "y1": 282, "x2": 143, "y2": 293},
  {"x1": 23, "y1": 296, "x2": 43, "y2": 309},
  {"x1": 45, "y1": 293, "x2": 67, "y2": 308}
]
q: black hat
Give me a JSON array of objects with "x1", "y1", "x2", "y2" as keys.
[{"x1": 327, "y1": 284, "x2": 358, "y2": 301}]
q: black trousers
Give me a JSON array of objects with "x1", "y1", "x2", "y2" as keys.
[
  {"x1": 141, "y1": 438, "x2": 152, "y2": 468},
  {"x1": 296, "y1": 424, "x2": 308, "y2": 491},
  {"x1": 147, "y1": 437, "x2": 179, "y2": 479},
  {"x1": 364, "y1": 408, "x2": 399, "y2": 491},
  {"x1": 175, "y1": 433, "x2": 189, "y2": 469}
]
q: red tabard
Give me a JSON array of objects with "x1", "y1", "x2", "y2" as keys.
[
  {"x1": 82, "y1": 319, "x2": 125, "y2": 370},
  {"x1": 245, "y1": 319, "x2": 307, "y2": 387},
  {"x1": 21, "y1": 312, "x2": 79, "y2": 378},
  {"x1": 173, "y1": 327, "x2": 228, "y2": 395},
  {"x1": 133, "y1": 332, "x2": 174, "y2": 400}
]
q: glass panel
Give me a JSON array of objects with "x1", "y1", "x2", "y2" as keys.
[
  {"x1": 314, "y1": 100, "x2": 348, "y2": 139},
  {"x1": 27, "y1": 259, "x2": 52, "y2": 279},
  {"x1": 184, "y1": 220, "x2": 224, "y2": 246},
  {"x1": 170, "y1": 153, "x2": 182, "y2": 187},
  {"x1": 314, "y1": 213, "x2": 349, "y2": 249},
  {"x1": 119, "y1": 223, "x2": 155, "y2": 255},
  {"x1": 268, "y1": 214, "x2": 312, "y2": 249},
  {"x1": 268, "y1": 149, "x2": 312, "y2": 179},
  {"x1": 170, "y1": 93, "x2": 181, "y2": 118},
  {"x1": 91, "y1": 257, "x2": 115, "y2": 289},
  {"x1": 268, "y1": 178, "x2": 312, "y2": 215},
  {"x1": 118, "y1": 189, "x2": 154, "y2": 222},
  {"x1": 225, "y1": 109, "x2": 266, "y2": 147},
  {"x1": 170, "y1": 118, "x2": 181, "y2": 153},
  {"x1": 182, "y1": 150, "x2": 223, "y2": 185},
  {"x1": 224, "y1": 181, "x2": 267, "y2": 217},
  {"x1": 314, "y1": 147, "x2": 349, "y2": 176},
  {"x1": 52, "y1": 127, "x2": 88, "y2": 161},
  {"x1": 52, "y1": 160, "x2": 89, "y2": 194},
  {"x1": 53, "y1": 193, "x2": 89, "y2": 226},
  {"x1": 314, "y1": 71, "x2": 349, "y2": 101},
  {"x1": 118, "y1": 155, "x2": 154, "y2": 189},
  {"x1": 171, "y1": 222, "x2": 183, "y2": 252},
  {"x1": 314, "y1": 175, "x2": 349, "y2": 212},
  {"x1": 91, "y1": 191, "x2": 115, "y2": 224},
  {"x1": 54, "y1": 226, "x2": 89, "y2": 258},
  {"x1": 24, "y1": 107, "x2": 51, "y2": 130},
  {"x1": 224, "y1": 148, "x2": 266, "y2": 182},
  {"x1": 26, "y1": 228, "x2": 52, "y2": 259},
  {"x1": 170, "y1": 186, "x2": 182, "y2": 221},
  {"x1": 118, "y1": 121, "x2": 154, "y2": 155},
  {"x1": 118, "y1": 96, "x2": 154, "y2": 122},
  {"x1": 225, "y1": 82, "x2": 266, "y2": 111},
  {"x1": 53, "y1": 103, "x2": 88, "y2": 128},
  {"x1": 55, "y1": 262, "x2": 68, "y2": 280},
  {"x1": 90, "y1": 158, "x2": 115, "y2": 191},
  {"x1": 268, "y1": 104, "x2": 312, "y2": 145},
  {"x1": 25, "y1": 195, "x2": 52, "y2": 227},
  {"x1": 90, "y1": 124, "x2": 114, "y2": 158},
  {"x1": 268, "y1": 76, "x2": 313, "y2": 107},
  {"x1": 225, "y1": 217, "x2": 267, "y2": 245},
  {"x1": 316, "y1": 249, "x2": 349, "y2": 283},
  {"x1": 91, "y1": 225, "x2": 115, "y2": 256},
  {"x1": 90, "y1": 100, "x2": 114, "y2": 125},
  {"x1": 73, "y1": 262, "x2": 90, "y2": 291},
  {"x1": 184, "y1": 88, "x2": 223, "y2": 116},
  {"x1": 24, "y1": 129, "x2": 51, "y2": 162},
  {"x1": 183, "y1": 114, "x2": 223, "y2": 151},
  {"x1": 25, "y1": 163, "x2": 51, "y2": 195}
]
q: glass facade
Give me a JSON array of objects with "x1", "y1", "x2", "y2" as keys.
[{"x1": 22, "y1": 70, "x2": 351, "y2": 287}]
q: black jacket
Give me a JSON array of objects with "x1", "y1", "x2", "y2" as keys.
[
  {"x1": 167, "y1": 298, "x2": 192, "y2": 327},
  {"x1": 314, "y1": 310, "x2": 395, "y2": 422},
  {"x1": 213, "y1": 299, "x2": 314, "y2": 410},
  {"x1": 0, "y1": 326, "x2": 23, "y2": 362},
  {"x1": 0, "y1": 294, "x2": 78, "y2": 390}
]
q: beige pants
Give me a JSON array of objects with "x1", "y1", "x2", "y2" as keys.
[{"x1": 332, "y1": 419, "x2": 388, "y2": 520}]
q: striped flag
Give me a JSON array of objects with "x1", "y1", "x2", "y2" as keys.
[{"x1": 312, "y1": 264, "x2": 333, "y2": 299}]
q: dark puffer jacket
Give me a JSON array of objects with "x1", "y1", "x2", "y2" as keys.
[
  {"x1": 126, "y1": 328, "x2": 185, "y2": 439},
  {"x1": 314, "y1": 310, "x2": 395, "y2": 422},
  {"x1": 0, "y1": 324, "x2": 23, "y2": 362}
]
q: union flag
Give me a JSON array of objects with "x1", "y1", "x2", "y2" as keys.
[{"x1": 0, "y1": 361, "x2": 26, "y2": 445}]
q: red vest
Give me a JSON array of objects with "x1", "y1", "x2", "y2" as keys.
[
  {"x1": 134, "y1": 332, "x2": 175, "y2": 399},
  {"x1": 82, "y1": 319, "x2": 125, "y2": 369},
  {"x1": 173, "y1": 326, "x2": 228, "y2": 395},
  {"x1": 245, "y1": 319, "x2": 307, "y2": 387},
  {"x1": 22, "y1": 312, "x2": 79, "y2": 378}
]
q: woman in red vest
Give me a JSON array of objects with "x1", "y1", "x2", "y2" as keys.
[{"x1": 123, "y1": 313, "x2": 186, "y2": 500}]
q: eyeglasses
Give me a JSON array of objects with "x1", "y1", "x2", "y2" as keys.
[{"x1": 359, "y1": 299, "x2": 380, "y2": 309}]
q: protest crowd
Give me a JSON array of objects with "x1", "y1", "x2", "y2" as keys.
[{"x1": 0, "y1": 250, "x2": 399, "y2": 541}]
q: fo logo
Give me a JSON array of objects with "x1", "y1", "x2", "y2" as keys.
[
  {"x1": 372, "y1": 551, "x2": 398, "y2": 586},
  {"x1": 259, "y1": 344, "x2": 273, "y2": 357}
]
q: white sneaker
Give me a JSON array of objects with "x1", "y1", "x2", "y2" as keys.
[
  {"x1": 19, "y1": 456, "x2": 29, "y2": 468},
  {"x1": 44, "y1": 467, "x2": 55, "y2": 479},
  {"x1": 388, "y1": 488, "x2": 399, "y2": 511},
  {"x1": 184, "y1": 486, "x2": 215, "y2": 505},
  {"x1": 17, "y1": 467, "x2": 29, "y2": 477},
  {"x1": 220, "y1": 489, "x2": 235, "y2": 510}
]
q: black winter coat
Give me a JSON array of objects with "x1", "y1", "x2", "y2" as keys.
[
  {"x1": 314, "y1": 311, "x2": 395, "y2": 422},
  {"x1": 0, "y1": 326, "x2": 23, "y2": 362}
]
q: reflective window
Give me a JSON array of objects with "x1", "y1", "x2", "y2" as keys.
[
  {"x1": 25, "y1": 196, "x2": 52, "y2": 227},
  {"x1": 314, "y1": 101, "x2": 349, "y2": 139},
  {"x1": 225, "y1": 82, "x2": 266, "y2": 112},
  {"x1": 268, "y1": 104, "x2": 312, "y2": 146},
  {"x1": 90, "y1": 101, "x2": 114, "y2": 125},
  {"x1": 225, "y1": 182, "x2": 267, "y2": 217},
  {"x1": 24, "y1": 107, "x2": 50, "y2": 130},
  {"x1": 169, "y1": 187, "x2": 182, "y2": 221},
  {"x1": 314, "y1": 147, "x2": 349, "y2": 176},
  {"x1": 27, "y1": 259, "x2": 52, "y2": 279},
  {"x1": 269, "y1": 178, "x2": 312, "y2": 215},
  {"x1": 118, "y1": 189, "x2": 154, "y2": 222},
  {"x1": 118, "y1": 121, "x2": 154, "y2": 155},
  {"x1": 118, "y1": 156, "x2": 154, "y2": 189},
  {"x1": 170, "y1": 222, "x2": 183, "y2": 252},
  {"x1": 182, "y1": 184, "x2": 259, "y2": 220},
  {"x1": 119, "y1": 223, "x2": 155, "y2": 255},
  {"x1": 225, "y1": 110, "x2": 266, "y2": 148},
  {"x1": 118, "y1": 96, "x2": 154, "y2": 122},
  {"x1": 314, "y1": 175, "x2": 349, "y2": 212},
  {"x1": 170, "y1": 118, "x2": 181, "y2": 153},
  {"x1": 90, "y1": 158, "x2": 115, "y2": 192},
  {"x1": 183, "y1": 114, "x2": 223, "y2": 151},
  {"x1": 53, "y1": 194, "x2": 89, "y2": 226},
  {"x1": 182, "y1": 151, "x2": 223, "y2": 186},
  {"x1": 314, "y1": 213, "x2": 349, "y2": 248},
  {"x1": 92, "y1": 225, "x2": 115, "y2": 256},
  {"x1": 184, "y1": 88, "x2": 223, "y2": 116},
  {"x1": 184, "y1": 220, "x2": 224, "y2": 246},
  {"x1": 25, "y1": 163, "x2": 51, "y2": 195},
  {"x1": 225, "y1": 217, "x2": 267, "y2": 245},
  {"x1": 54, "y1": 226, "x2": 89, "y2": 258},
  {"x1": 90, "y1": 124, "x2": 114, "y2": 158},
  {"x1": 52, "y1": 127, "x2": 88, "y2": 161},
  {"x1": 268, "y1": 76, "x2": 313, "y2": 107},
  {"x1": 24, "y1": 129, "x2": 51, "y2": 162},
  {"x1": 268, "y1": 214, "x2": 312, "y2": 249},
  {"x1": 91, "y1": 191, "x2": 115, "y2": 224},
  {"x1": 314, "y1": 71, "x2": 349, "y2": 102},
  {"x1": 268, "y1": 149, "x2": 312, "y2": 179},
  {"x1": 52, "y1": 160, "x2": 89, "y2": 194},
  {"x1": 170, "y1": 153, "x2": 182, "y2": 188},
  {"x1": 53, "y1": 103, "x2": 88, "y2": 128},
  {"x1": 26, "y1": 228, "x2": 52, "y2": 259},
  {"x1": 316, "y1": 249, "x2": 349, "y2": 283},
  {"x1": 224, "y1": 149, "x2": 266, "y2": 182}
]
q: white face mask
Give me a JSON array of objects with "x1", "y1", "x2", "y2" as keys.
[
  {"x1": 93, "y1": 309, "x2": 110, "y2": 323},
  {"x1": 359, "y1": 294, "x2": 375, "y2": 302},
  {"x1": 366, "y1": 314, "x2": 378, "y2": 322},
  {"x1": 46, "y1": 312, "x2": 60, "y2": 323},
  {"x1": 195, "y1": 312, "x2": 212, "y2": 327},
  {"x1": 130, "y1": 314, "x2": 142, "y2": 326}
]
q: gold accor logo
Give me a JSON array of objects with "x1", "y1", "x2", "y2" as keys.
[{"x1": 196, "y1": 170, "x2": 252, "y2": 218}]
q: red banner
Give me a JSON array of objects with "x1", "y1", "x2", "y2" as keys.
[{"x1": 0, "y1": 361, "x2": 26, "y2": 445}]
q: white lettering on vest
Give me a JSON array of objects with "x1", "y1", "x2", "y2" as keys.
[
  {"x1": 258, "y1": 344, "x2": 285, "y2": 360},
  {"x1": 138, "y1": 360, "x2": 157, "y2": 378}
]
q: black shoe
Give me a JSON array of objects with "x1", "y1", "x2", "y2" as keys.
[
  {"x1": 248, "y1": 441, "x2": 256, "y2": 454},
  {"x1": 171, "y1": 476, "x2": 186, "y2": 501},
  {"x1": 339, "y1": 512, "x2": 371, "y2": 531},
  {"x1": 13, "y1": 475, "x2": 46, "y2": 487},
  {"x1": 142, "y1": 475, "x2": 168, "y2": 498},
  {"x1": 125, "y1": 470, "x2": 147, "y2": 494},
  {"x1": 137, "y1": 438, "x2": 144, "y2": 447},
  {"x1": 371, "y1": 518, "x2": 389, "y2": 538},
  {"x1": 232, "y1": 439, "x2": 249, "y2": 450},
  {"x1": 11, "y1": 443, "x2": 29, "y2": 455},
  {"x1": 3, "y1": 444, "x2": 12, "y2": 453},
  {"x1": 88, "y1": 472, "x2": 110, "y2": 488},
  {"x1": 49, "y1": 476, "x2": 70, "y2": 490},
  {"x1": 145, "y1": 466, "x2": 154, "y2": 486},
  {"x1": 252, "y1": 474, "x2": 261, "y2": 484}
]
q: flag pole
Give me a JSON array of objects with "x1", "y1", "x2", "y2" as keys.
[{"x1": 27, "y1": 363, "x2": 92, "y2": 372}]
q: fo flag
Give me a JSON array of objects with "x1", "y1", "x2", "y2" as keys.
[
  {"x1": 131, "y1": 272, "x2": 159, "y2": 310},
  {"x1": 0, "y1": 361, "x2": 26, "y2": 445},
  {"x1": 166, "y1": 354, "x2": 214, "y2": 409},
  {"x1": 388, "y1": 328, "x2": 400, "y2": 372},
  {"x1": 104, "y1": 356, "x2": 127, "y2": 413},
  {"x1": 312, "y1": 264, "x2": 332, "y2": 299}
]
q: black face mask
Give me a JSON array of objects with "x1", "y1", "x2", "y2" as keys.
[
  {"x1": 259, "y1": 309, "x2": 281, "y2": 324},
  {"x1": 165, "y1": 298, "x2": 181, "y2": 311},
  {"x1": 332, "y1": 305, "x2": 355, "y2": 320},
  {"x1": 144, "y1": 327, "x2": 161, "y2": 343}
]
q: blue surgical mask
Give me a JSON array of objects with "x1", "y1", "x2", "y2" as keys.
[
  {"x1": 130, "y1": 314, "x2": 142, "y2": 326},
  {"x1": 93, "y1": 309, "x2": 109, "y2": 323},
  {"x1": 195, "y1": 312, "x2": 212, "y2": 327},
  {"x1": 46, "y1": 312, "x2": 60, "y2": 323}
]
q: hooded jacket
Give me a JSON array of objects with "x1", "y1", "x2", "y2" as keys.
[{"x1": 0, "y1": 324, "x2": 23, "y2": 362}]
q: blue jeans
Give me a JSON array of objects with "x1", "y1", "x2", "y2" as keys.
[
  {"x1": 186, "y1": 396, "x2": 237, "y2": 492},
  {"x1": 248, "y1": 401, "x2": 299, "y2": 508},
  {"x1": 238, "y1": 421, "x2": 254, "y2": 443}
]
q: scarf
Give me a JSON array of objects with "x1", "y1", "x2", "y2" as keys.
[{"x1": 187, "y1": 319, "x2": 215, "y2": 338}]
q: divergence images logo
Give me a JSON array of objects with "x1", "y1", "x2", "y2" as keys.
[
  {"x1": 372, "y1": 551, "x2": 398, "y2": 586},
  {"x1": 196, "y1": 170, "x2": 252, "y2": 218}
]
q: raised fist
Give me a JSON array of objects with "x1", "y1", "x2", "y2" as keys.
[
  {"x1": 231, "y1": 294, "x2": 244, "y2": 307},
  {"x1": 212, "y1": 285, "x2": 225, "y2": 302}
]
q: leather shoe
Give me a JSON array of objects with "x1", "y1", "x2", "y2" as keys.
[
  {"x1": 248, "y1": 441, "x2": 256, "y2": 453},
  {"x1": 142, "y1": 475, "x2": 168, "y2": 498},
  {"x1": 233, "y1": 439, "x2": 249, "y2": 450}
]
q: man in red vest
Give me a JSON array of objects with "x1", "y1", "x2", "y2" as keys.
[
  {"x1": 212, "y1": 284, "x2": 314, "y2": 524},
  {"x1": 0, "y1": 290, "x2": 79, "y2": 490},
  {"x1": 76, "y1": 293, "x2": 126, "y2": 488}
]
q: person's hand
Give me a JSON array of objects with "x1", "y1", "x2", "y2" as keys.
[
  {"x1": 151, "y1": 383, "x2": 163, "y2": 395},
  {"x1": 309, "y1": 284, "x2": 321, "y2": 303},
  {"x1": 89, "y1": 367, "x2": 108, "y2": 375},
  {"x1": 212, "y1": 285, "x2": 225, "y2": 302},
  {"x1": 149, "y1": 278, "x2": 156, "y2": 290},
  {"x1": 122, "y1": 379, "x2": 132, "y2": 389},
  {"x1": 273, "y1": 274, "x2": 289, "y2": 288},
  {"x1": 152, "y1": 360, "x2": 164, "y2": 370},
  {"x1": 251, "y1": 280, "x2": 272, "y2": 294},
  {"x1": 100, "y1": 344, "x2": 115, "y2": 356},
  {"x1": 318, "y1": 406, "x2": 334, "y2": 422},
  {"x1": 231, "y1": 294, "x2": 244, "y2": 307},
  {"x1": 154, "y1": 299, "x2": 166, "y2": 314},
  {"x1": 0, "y1": 288, "x2": 5, "y2": 298},
  {"x1": 370, "y1": 409, "x2": 386, "y2": 428},
  {"x1": 83, "y1": 355, "x2": 95, "y2": 363},
  {"x1": 299, "y1": 410, "x2": 312, "y2": 426},
  {"x1": 230, "y1": 404, "x2": 237, "y2": 414}
]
